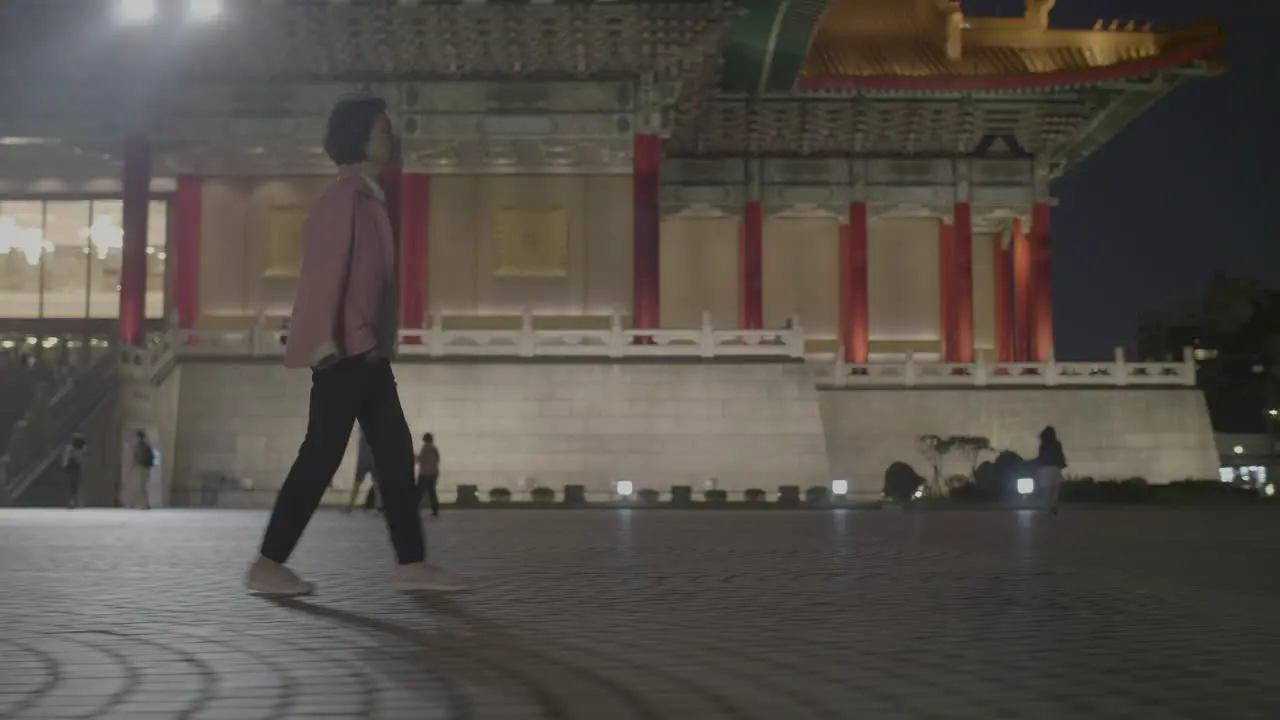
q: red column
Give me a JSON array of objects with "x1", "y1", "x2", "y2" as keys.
[
  {"x1": 841, "y1": 202, "x2": 870, "y2": 363},
  {"x1": 952, "y1": 203, "x2": 974, "y2": 363},
  {"x1": 994, "y1": 234, "x2": 1014, "y2": 363},
  {"x1": 1011, "y1": 218, "x2": 1033, "y2": 361},
  {"x1": 400, "y1": 172, "x2": 430, "y2": 337},
  {"x1": 632, "y1": 134, "x2": 662, "y2": 332},
  {"x1": 739, "y1": 201, "x2": 763, "y2": 329},
  {"x1": 938, "y1": 222, "x2": 955, "y2": 361},
  {"x1": 173, "y1": 175, "x2": 202, "y2": 331},
  {"x1": 118, "y1": 133, "x2": 151, "y2": 346},
  {"x1": 1030, "y1": 202, "x2": 1053, "y2": 361}
]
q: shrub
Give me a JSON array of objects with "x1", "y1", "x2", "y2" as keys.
[
  {"x1": 455, "y1": 484, "x2": 480, "y2": 507},
  {"x1": 671, "y1": 486, "x2": 693, "y2": 506},
  {"x1": 882, "y1": 462, "x2": 924, "y2": 503},
  {"x1": 563, "y1": 484, "x2": 586, "y2": 506},
  {"x1": 704, "y1": 489, "x2": 728, "y2": 504},
  {"x1": 637, "y1": 488, "x2": 660, "y2": 505},
  {"x1": 488, "y1": 487, "x2": 512, "y2": 503},
  {"x1": 530, "y1": 486, "x2": 555, "y2": 503},
  {"x1": 805, "y1": 486, "x2": 829, "y2": 505},
  {"x1": 778, "y1": 485, "x2": 801, "y2": 507},
  {"x1": 948, "y1": 482, "x2": 994, "y2": 503},
  {"x1": 744, "y1": 488, "x2": 766, "y2": 503}
]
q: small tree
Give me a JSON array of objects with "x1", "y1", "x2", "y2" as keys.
[
  {"x1": 949, "y1": 435, "x2": 993, "y2": 480},
  {"x1": 917, "y1": 434, "x2": 955, "y2": 496}
]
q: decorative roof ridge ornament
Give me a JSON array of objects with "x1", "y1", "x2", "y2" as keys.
[
  {"x1": 942, "y1": 1, "x2": 963, "y2": 61},
  {"x1": 1024, "y1": 0, "x2": 1055, "y2": 29}
]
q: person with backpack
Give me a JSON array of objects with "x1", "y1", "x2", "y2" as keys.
[
  {"x1": 62, "y1": 434, "x2": 86, "y2": 509},
  {"x1": 132, "y1": 429, "x2": 155, "y2": 510}
]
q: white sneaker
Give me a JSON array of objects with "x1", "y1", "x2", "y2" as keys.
[
  {"x1": 395, "y1": 562, "x2": 467, "y2": 592},
  {"x1": 245, "y1": 556, "x2": 315, "y2": 596}
]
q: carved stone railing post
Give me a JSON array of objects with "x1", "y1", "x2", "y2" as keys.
[
  {"x1": 428, "y1": 311, "x2": 446, "y2": 358},
  {"x1": 699, "y1": 311, "x2": 715, "y2": 358},
  {"x1": 904, "y1": 351, "x2": 917, "y2": 387},
  {"x1": 787, "y1": 314, "x2": 805, "y2": 358},
  {"x1": 1044, "y1": 347, "x2": 1059, "y2": 386},
  {"x1": 831, "y1": 348, "x2": 845, "y2": 387},
  {"x1": 1113, "y1": 346, "x2": 1128, "y2": 386},
  {"x1": 608, "y1": 311, "x2": 625, "y2": 358},
  {"x1": 974, "y1": 352, "x2": 988, "y2": 386},
  {"x1": 518, "y1": 310, "x2": 536, "y2": 358}
]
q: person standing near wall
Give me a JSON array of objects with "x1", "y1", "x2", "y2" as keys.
[
  {"x1": 417, "y1": 433, "x2": 441, "y2": 518},
  {"x1": 132, "y1": 430, "x2": 155, "y2": 510},
  {"x1": 62, "y1": 434, "x2": 86, "y2": 509},
  {"x1": 346, "y1": 430, "x2": 380, "y2": 513},
  {"x1": 244, "y1": 95, "x2": 465, "y2": 596},
  {"x1": 1035, "y1": 426, "x2": 1068, "y2": 515}
]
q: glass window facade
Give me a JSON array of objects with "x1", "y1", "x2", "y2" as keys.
[{"x1": 0, "y1": 199, "x2": 167, "y2": 319}]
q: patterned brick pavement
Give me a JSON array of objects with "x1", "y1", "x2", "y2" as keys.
[{"x1": 1, "y1": 508, "x2": 1279, "y2": 719}]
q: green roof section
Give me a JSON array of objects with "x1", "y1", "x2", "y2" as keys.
[{"x1": 720, "y1": 0, "x2": 829, "y2": 93}]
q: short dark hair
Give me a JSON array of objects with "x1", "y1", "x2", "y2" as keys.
[
  {"x1": 422, "y1": 433, "x2": 434, "y2": 444},
  {"x1": 323, "y1": 96, "x2": 388, "y2": 165}
]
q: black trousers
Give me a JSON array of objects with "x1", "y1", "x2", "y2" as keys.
[
  {"x1": 261, "y1": 357, "x2": 425, "y2": 565},
  {"x1": 419, "y1": 472, "x2": 439, "y2": 515},
  {"x1": 66, "y1": 468, "x2": 81, "y2": 506}
]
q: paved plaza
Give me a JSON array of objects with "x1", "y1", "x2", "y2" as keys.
[{"x1": 1, "y1": 508, "x2": 1278, "y2": 719}]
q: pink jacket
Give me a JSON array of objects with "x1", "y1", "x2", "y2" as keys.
[{"x1": 283, "y1": 169, "x2": 399, "y2": 369}]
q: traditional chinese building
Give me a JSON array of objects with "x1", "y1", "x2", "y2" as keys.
[{"x1": 0, "y1": 0, "x2": 1225, "y2": 503}]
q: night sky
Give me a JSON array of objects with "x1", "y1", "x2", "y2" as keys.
[{"x1": 972, "y1": 0, "x2": 1279, "y2": 359}]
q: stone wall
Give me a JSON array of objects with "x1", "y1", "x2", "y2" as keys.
[
  {"x1": 171, "y1": 361, "x2": 831, "y2": 505},
  {"x1": 819, "y1": 387, "x2": 1221, "y2": 497}
]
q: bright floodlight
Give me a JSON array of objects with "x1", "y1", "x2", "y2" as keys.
[
  {"x1": 831, "y1": 479, "x2": 849, "y2": 496},
  {"x1": 189, "y1": 0, "x2": 222, "y2": 21},
  {"x1": 616, "y1": 480, "x2": 634, "y2": 497},
  {"x1": 1016, "y1": 477, "x2": 1035, "y2": 495},
  {"x1": 118, "y1": 0, "x2": 158, "y2": 25},
  {"x1": 1233, "y1": 445, "x2": 1245, "y2": 455}
]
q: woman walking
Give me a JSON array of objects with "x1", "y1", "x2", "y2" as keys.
[{"x1": 245, "y1": 95, "x2": 464, "y2": 596}]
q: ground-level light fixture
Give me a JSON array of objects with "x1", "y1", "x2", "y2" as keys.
[
  {"x1": 615, "y1": 480, "x2": 634, "y2": 498},
  {"x1": 117, "y1": 0, "x2": 158, "y2": 25},
  {"x1": 1016, "y1": 477, "x2": 1035, "y2": 495},
  {"x1": 118, "y1": 0, "x2": 222, "y2": 25},
  {"x1": 831, "y1": 479, "x2": 848, "y2": 496},
  {"x1": 189, "y1": 0, "x2": 223, "y2": 21}
]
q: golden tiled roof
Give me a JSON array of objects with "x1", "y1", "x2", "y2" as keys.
[{"x1": 800, "y1": 0, "x2": 1223, "y2": 87}]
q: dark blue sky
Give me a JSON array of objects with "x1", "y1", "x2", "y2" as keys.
[{"x1": 972, "y1": 0, "x2": 1280, "y2": 358}]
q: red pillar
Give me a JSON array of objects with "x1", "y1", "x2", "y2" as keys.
[
  {"x1": 1030, "y1": 202, "x2": 1053, "y2": 362},
  {"x1": 1011, "y1": 218, "x2": 1033, "y2": 361},
  {"x1": 173, "y1": 175, "x2": 202, "y2": 331},
  {"x1": 994, "y1": 233, "x2": 1014, "y2": 363},
  {"x1": 938, "y1": 222, "x2": 955, "y2": 361},
  {"x1": 739, "y1": 201, "x2": 763, "y2": 329},
  {"x1": 118, "y1": 133, "x2": 151, "y2": 346},
  {"x1": 841, "y1": 203, "x2": 870, "y2": 363},
  {"x1": 632, "y1": 134, "x2": 662, "y2": 331},
  {"x1": 952, "y1": 203, "x2": 974, "y2": 363},
  {"x1": 400, "y1": 172, "x2": 430, "y2": 336}
]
